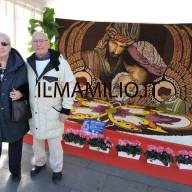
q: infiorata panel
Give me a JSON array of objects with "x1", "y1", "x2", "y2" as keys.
[{"x1": 57, "y1": 19, "x2": 192, "y2": 136}]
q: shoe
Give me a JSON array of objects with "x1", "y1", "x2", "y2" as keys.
[
  {"x1": 52, "y1": 172, "x2": 62, "y2": 184},
  {"x1": 30, "y1": 164, "x2": 46, "y2": 177},
  {"x1": 11, "y1": 173, "x2": 21, "y2": 182}
]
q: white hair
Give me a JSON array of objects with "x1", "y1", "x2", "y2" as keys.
[
  {"x1": 32, "y1": 31, "x2": 48, "y2": 40},
  {"x1": 0, "y1": 32, "x2": 11, "y2": 44}
]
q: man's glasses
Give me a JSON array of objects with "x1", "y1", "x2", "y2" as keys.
[
  {"x1": 32, "y1": 39, "x2": 48, "y2": 43},
  {"x1": 0, "y1": 42, "x2": 9, "y2": 46}
]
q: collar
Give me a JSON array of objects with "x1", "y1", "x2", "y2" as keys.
[
  {"x1": 27, "y1": 49, "x2": 61, "y2": 83},
  {"x1": 35, "y1": 52, "x2": 51, "y2": 61}
]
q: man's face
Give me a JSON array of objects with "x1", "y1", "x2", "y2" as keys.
[
  {"x1": 108, "y1": 39, "x2": 127, "y2": 58},
  {"x1": 32, "y1": 33, "x2": 50, "y2": 58}
]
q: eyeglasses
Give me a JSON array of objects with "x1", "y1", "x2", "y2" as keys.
[
  {"x1": 32, "y1": 39, "x2": 48, "y2": 43},
  {"x1": 0, "y1": 42, "x2": 9, "y2": 46}
]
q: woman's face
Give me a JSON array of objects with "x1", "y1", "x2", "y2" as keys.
[
  {"x1": 0, "y1": 36, "x2": 11, "y2": 59},
  {"x1": 126, "y1": 65, "x2": 148, "y2": 84}
]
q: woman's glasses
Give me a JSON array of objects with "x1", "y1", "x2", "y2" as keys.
[{"x1": 0, "y1": 42, "x2": 9, "y2": 46}]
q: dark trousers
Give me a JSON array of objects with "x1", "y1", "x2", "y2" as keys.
[{"x1": 0, "y1": 137, "x2": 23, "y2": 175}]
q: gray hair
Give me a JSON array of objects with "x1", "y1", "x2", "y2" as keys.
[
  {"x1": 0, "y1": 32, "x2": 11, "y2": 44},
  {"x1": 32, "y1": 31, "x2": 48, "y2": 40}
]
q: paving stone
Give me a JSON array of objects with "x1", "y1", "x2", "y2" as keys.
[
  {"x1": 61, "y1": 163, "x2": 107, "y2": 192},
  {"x1": 88, "y1": 159, "x2": 192, "y2": 192},
  {"x1": 63, "y1": 154, "x2": 90, "y2": 168},
  {"x1": 102, "y1": 175, "x2": 149, "y2": 192}
]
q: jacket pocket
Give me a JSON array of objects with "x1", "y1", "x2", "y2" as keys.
[{"x1": 43, "y1": 76, "x2": 58, "y2": 82}]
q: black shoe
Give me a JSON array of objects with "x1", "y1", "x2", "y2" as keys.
[
  {"x1": 30, "y1": 164, "x2": 46, "y2": 177},
  {"x1": 11, "y1": 173, "x2": 21, "y2": 182},
  {"x1": 52, "y1": 172, "x2": 62, "y2": 184}
]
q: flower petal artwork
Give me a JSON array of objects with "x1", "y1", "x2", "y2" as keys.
[{"x1": 69, "y1": 98, "x2": 192, "y2": 135}]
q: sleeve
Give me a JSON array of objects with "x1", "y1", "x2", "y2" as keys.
[
  {"x1": 16, "y1": 64, "x2": 29, "y2": 100},
  {"x1": 59, "y1": 55, "x2": 76, "y2": 115}
]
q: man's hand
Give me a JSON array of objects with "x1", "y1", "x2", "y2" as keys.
[
  {"x1": 10, "y1": 89, "x2": 23, "y2": 101},
  {"x1": 59, "y1": 114, "x2": 69, "y2": 122}
]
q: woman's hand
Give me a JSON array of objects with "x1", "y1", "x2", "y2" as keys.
[{"x1": 10, "y1": 89, "x2": 23, "y2": 101}]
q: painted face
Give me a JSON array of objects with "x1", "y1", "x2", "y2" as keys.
[
  {"x1": 0, "y1": 36, "x2": 11, "y2": 59},
  {"x1": 32, "y1": 32, "x2": 50, "y2": 58},
  {"x1": 126, "y1": 65, "x2": 148, "y2": 84},
  {"x1": 108, "y1": 39, "x2": 127, "y2": 58}
]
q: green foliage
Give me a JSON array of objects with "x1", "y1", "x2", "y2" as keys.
[
  {"x1": 144, "y1": 150, "x2": 174, "y2": 166},
  {"x1": 176, "y1": 155, "x2": 192, "y2": 165},
  {"x1": 28, "y1": 7, "x2": 59, "y2": 51},
  {"x1": 116, "y1": 144, "x2": 142, "y2": 157},
  {"x1": 88, "y1": 138, "x2": 112, "y2": 151},
  {"x1": 63, "y1": 133, "x2": 87, "y2": 145}
]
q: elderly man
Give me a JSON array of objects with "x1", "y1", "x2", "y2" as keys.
[{"x1": 26, "y1": 31, "x2": 76, "y2": 184}]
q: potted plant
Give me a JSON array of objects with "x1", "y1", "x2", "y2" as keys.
[
  {"x1": 144, "y1": 145, "x2": 174, "y2": 167},
  {"x1": 63, "y1": 129, "x2": 87, "y2": 148},
  {"x1": 175, "y1": 150, "x2": 192, "y2": 170},
  {"x1": 116, "y1": 139, "x2": 142, "y2": 160},
  {"x1": 88, "y1": 134, "x2": 112, "y2": 153}
]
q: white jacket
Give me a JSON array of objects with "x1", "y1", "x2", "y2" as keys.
[{"x1": 26, "y1": 50, "x2": 76, "y2": 139}]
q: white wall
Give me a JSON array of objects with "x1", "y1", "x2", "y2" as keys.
[
  {"x1": 1, "y1": 0, "x2": 192, "y2": 57},
  {"x1": 46, "y1": 0, "x2": 192, "y2": 23}
]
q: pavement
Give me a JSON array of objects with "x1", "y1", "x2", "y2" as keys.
[{"x1": 0, "y1": 143, "x2": 192, "y2": 192}]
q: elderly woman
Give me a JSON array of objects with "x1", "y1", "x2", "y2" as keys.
[{"x1": 0, "y1": 32, "x2": 29, "y2": 181}]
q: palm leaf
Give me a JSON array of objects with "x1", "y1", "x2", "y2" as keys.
[{"x1": 27, "y1": 7, "x2": 59, "y2": 52}]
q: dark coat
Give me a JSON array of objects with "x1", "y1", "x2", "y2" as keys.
[{"x1": 0, "y1": 48, "x2": 29, "y2": 143}]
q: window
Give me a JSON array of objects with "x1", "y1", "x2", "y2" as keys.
[{"x1": 0, "y1": 0, "x2": 44, "y2": 57}]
